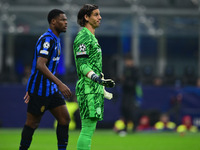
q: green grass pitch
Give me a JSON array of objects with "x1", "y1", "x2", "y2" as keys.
[{"x1": 0, "y1": 128, "x2": 200, "y2": 150}]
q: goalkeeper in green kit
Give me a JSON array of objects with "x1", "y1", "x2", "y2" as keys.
[{"x1": 73, "y1": 4, "x2": 115, "y2": 150}]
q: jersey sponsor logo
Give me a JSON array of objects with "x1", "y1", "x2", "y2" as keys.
[
  {"x1": 53, "y1": 57, "x2": 60, "y2": 61},
  {"x1": 43, "y1": 42, "x2": 50, "y2": 49},
  {"x1": 76, "y1": 51, "x2": 87, "y2": 56},
  {"x1": 79, "y1": 44, "x2": 86, "y2": 52},
  {"x1": 40, "y1": 50, "x2": 49, "y2": 55}
]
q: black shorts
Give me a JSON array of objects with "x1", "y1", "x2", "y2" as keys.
[{"x1": 27, "y1": 92, "x2": 66, "y2": 115}]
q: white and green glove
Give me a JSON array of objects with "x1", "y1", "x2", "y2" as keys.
[
  {"x1": 87, "y1": 71, "x2": 114, "y2": 100},
  {"x1": 87, "y1": 71, "x2": 115, "y2": 88},
  {"x1": 101, "y1": 73, "x2": 113, "y2": 100},
  {"x1": 103, "y1": 86, "x2": 113, "y2": 100}
]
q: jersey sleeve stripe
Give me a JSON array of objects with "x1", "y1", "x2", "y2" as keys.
[{"x1": 76, "y1": 54, "x2": 89, "y2": 58}]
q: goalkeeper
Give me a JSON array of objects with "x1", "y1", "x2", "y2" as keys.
[{"x1": 73, "y1": 4, "x2": 115, "y2": 150}]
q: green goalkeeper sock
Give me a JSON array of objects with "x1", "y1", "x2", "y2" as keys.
[{"x1": 77, "y1": 119, "x2": 97, "y2": 150}]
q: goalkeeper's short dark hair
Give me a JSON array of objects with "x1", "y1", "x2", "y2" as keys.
[
  {"x1": 48, "y1": 9, "x2": 65, "y2": 24},
  {"x1": 77, "y1": 4, "x2": 98, "y2": 27}
]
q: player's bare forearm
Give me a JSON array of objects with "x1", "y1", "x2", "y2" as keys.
[
  {"x1": 37, "y1": 57, "x2": 62, "y2": 85},
  {"x1": 36, "y1": 57, "x2": 72, "y2": 98}
]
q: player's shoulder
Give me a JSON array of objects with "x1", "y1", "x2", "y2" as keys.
[
  {"x1": 80, "y1": 28, "x2": 93, "y2": 37},
  {"x1": 75, "y1": 28, "x2": 92, "y2": 43},
  {"x1": 38, "y1": 31, "x2": 56, "y2": 42}
]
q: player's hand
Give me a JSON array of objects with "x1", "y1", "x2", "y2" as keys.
[
  {"x1": 104, "y1": 87, "x2": 113, "y2": 100},
  {"x1": 58, "y1": 83, "x2": 72, "y2": 99},
  {"x1": 89, "y1": 72, "x2": 115, "y2": 88},
  {"x1": 24, "y1": 91, "x2": 30, "y2": 104},
  {"x1": 101, "y1": 79, "x2": 115, "y2": 88},
  {"x1": 100, "y1": 73, "x2": 115, "y2": 88}
]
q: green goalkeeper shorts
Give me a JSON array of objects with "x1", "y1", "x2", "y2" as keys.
[{"x1": 77, "y1": 93, "x2": 104, "y2": 121}]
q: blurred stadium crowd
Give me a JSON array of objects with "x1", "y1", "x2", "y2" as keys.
[
  {"x1": 0, "y1": 0, "x2": 200, "y2": 131},
  {"x1": 0, "y1": 0, "x2": 200, "y2": 86}
]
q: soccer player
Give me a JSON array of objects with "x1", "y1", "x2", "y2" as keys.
[
  {"x1": 73, "y1": 4, "x2": 115, "y2": 150},
  {"x1": 19, "y1": 9, "x2": 72, "y2": 150}
]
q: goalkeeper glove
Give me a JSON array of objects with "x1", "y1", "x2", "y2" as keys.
[
  {"x1": 103, "y1": 86, "x2": 113, "y2": 100},
  {"x1": 87, "y1": 71, "x2": 115, "y2": 88},
  {"x1": 101, "y1": 73, "x2": 113, "y2": 100}
]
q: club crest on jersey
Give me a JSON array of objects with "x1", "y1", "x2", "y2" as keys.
[
  {"x1": 79, "y1": 44, "x2": 86, "y2": 52},
  {"x1": 96, "y1": 107, "x2": 101, "y2": 115},
  {"x1": 43, "y1": 42, "x2": 50, "y2": 49}
]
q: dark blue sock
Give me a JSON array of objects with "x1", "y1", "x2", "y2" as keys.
[
  {"x1": 19, "y1": 125, "x2": 35, "y2": 150},
  {"x1": 56, "y1": 124, "x2": 69, "y2": 150}
]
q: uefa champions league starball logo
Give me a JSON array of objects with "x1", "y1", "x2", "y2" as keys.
[
  {"x1": 79, "y1": 44, "x2": 86, "y2": 52},
  {"x1": 43, "y1": 42, "x2": 50, "y2": 49}
]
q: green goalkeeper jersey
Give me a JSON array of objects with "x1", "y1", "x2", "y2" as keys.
[{"x1": 73, "y1": 27, "x2": 104, "y2": 96}]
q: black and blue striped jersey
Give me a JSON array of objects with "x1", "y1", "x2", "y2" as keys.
[{"x1": 26, "y1": 28, "x2": 61, "y2": 97}]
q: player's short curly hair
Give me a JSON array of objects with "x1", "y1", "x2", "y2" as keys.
[
  {"x1": 77, "y1": 4, "x2": 98, "y2": 27},
  {"x1": 47, "y1": 9, "x2": 65, "y2": 24}
]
